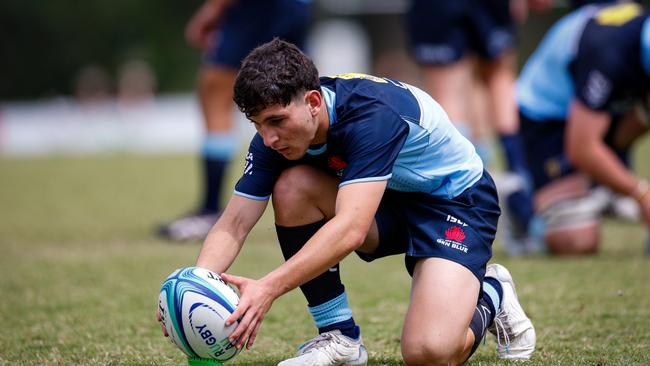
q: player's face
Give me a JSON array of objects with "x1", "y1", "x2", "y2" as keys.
[{"x1": 249, "y1": 95, "x2": 320, "y2": 160}]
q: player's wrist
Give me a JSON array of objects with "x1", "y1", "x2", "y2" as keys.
[{"x1": 633, "y1": 178, "x2": 650, "y2": 204}]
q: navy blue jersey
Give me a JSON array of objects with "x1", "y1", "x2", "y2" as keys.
[
  {"x1": 234, "y1": 74, "x2": 483, "y2": 201},
  {"x1": 571, "y1": 6, "x2": 650, "y2": 112},
  {"x1": 517, "y1": 2, "x2": 650, "y2": 121}
]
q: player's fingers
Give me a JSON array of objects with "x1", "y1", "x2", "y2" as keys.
[
  {"x1": 220, "y1": 273, "x2": 243, "y2": 287},
  {"x1": 161, "y1": 323, "x2": 168, "y2": 337},
  {"x1": 231, "y1": 310, "x2": 256, "y2": 348},
  {"x1": 245, "y1": 322, "x2": 261, "y2": 350},
  {"x1": 225, "y1": 299, "x2": 245, "y2": 326},
  {"x1": 239, "y1": 318, "x2": 257, "y2": 349},
  {"x1": 156, "y1": 307, "x2": 161, "y2": 321}
]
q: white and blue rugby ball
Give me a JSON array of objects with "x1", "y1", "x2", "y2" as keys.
[{"x1": 158, "y1": 267, "x2": 240, "y2": 362}]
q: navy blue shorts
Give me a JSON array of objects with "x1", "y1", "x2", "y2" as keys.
[
  {"x1": 520, "y1": 111, "x2": 625, "y2": 190},
  {"x1": 520, "y1": 113, "x2": 573, "y2": 190},
  {"x1": 357, "y1": 170, "x2": 500, "y2": 282},
  {"x1": 405, "y1": 0, "x2": 515, "y2": 64},
  {"x1": 204, "y1": 0, "x2": 312, "y2": 68}
]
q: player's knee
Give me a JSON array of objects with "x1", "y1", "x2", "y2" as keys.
[
  {"x1": 546, "y1": 224, "x2": 600, "y2": 255},
  {"x1": 539, "y1": 196, "x2": 602, "y2": 255},
  {"x1": 272, "y1": 166, "x2": 325, "y2": 215},
  {"x1": 273, "y1": 165, "x2": 321, "y2": 197},
  {"x1": 401, "y1": 334, "x2": 464, "y2": 366}
]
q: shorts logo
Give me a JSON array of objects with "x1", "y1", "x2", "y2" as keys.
[
  {"x1": 445, "y1": 226, "x2": 465, "y2": 242},
  {"x1": 446, "y1": 214, "x2": 468, "y2": 227},
  {"x1": 436, "y1": 226, "x2": 469, "y2": 254}
]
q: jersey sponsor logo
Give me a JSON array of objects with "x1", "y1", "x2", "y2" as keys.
[
  {"x1": 595, "y1": 2, "x2": 642, "y2": 26},
  {"x1": 324, "y1": 73, "x2": 407, "y2": 89},
  {"x1": 583, "y1": 70, "x2": 611, "y2": 108},
  {"x1": 436, "y1": 226, "x2": 469, "y2": 253},
  {"x1": 446, "y1": 214, "x2": 468, "y2": 227},
  {"x1": 243, "y1": 152, "x2": 253, "y2": 176},
  {"x1": 328, "y1": 155, "x2": 347, "y2": 177},
  {"x1": 325, "y1": 73, "x2": 388, "y2": 83}
]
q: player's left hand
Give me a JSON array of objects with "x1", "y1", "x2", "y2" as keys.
[{"x1": 221, "y1": 273, "x2": 277, "y2": 350}]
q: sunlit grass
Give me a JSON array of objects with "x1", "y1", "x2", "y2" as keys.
[{"x1": 0, "y1": 135, "x2": 648, "y2": 365}]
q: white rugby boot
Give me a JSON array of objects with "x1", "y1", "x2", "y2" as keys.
[
  {"x1": 486, "y1": 264, "x2": 536, "y2": 360},
  {"x1": 157, "y1": 212, "x2": 220, "y2": 241},
  {"x1": 278, "y1": 330, "x2": 368, "y2": 366}
]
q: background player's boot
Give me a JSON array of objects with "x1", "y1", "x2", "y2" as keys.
[
  {"x1": 157, "y1": 211, "x2": 220, "y2": 241},
  {"x1": 278, "y1": 330, "x2": 367, "y2": 366},
  {"x1": 486, "y1": 264, "x2": 536, "y2": 360}
]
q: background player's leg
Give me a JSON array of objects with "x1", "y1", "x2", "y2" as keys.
[{"x1": 158, "y1": 66, "x2": 238, "y2": 241}]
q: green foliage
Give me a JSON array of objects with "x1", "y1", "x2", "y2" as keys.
[
  {"x1": 0, "y1": 138, "x2": 649, "y2": 365},
  {"x1": 0, "y1": 0, "x2": 202, "y2": 99}
]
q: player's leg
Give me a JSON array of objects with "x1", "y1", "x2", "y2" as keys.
[
  {"x1": 535, "y1": 173, "x2": 603, "y2": 255},
  {"x1": 405, "y1": 0, "x2": 476, "y2": 140},
  {"x1": 473, "y1": 1, "x2": 537, "y2": 254},
  {"x1": 401, "y1": 258, "x2": 480, "y2": 365},
  {"x1": 198, "y1": 65, "x2": 239, "y2": 214},
  {"x1": 157, "y1": 64, "x2": 238, "y2": 242},
  {"x1": 273, "y1": 165, "x2": 368, "y2": 366}
]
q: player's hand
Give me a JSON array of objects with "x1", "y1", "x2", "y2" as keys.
[
  {"x1": 156, "y1": 306, "x2": 169, "y2": 337},
  {"x1": 528, "y1": 0, "x2": 552, "y2": 12},
  {"x1": 221, "y1": 273, "x2": 277, "y2": 350},
  {"x1": 185, "y1": 0, "x2": 230, "y2": 49},
  {"x1": 185, "y1": 15, "x2": 216, "y2": 49},
  {"x1": 639, "y1": 192, "x2": 650, "y2": 226},
  {"x1": 633, "y1": 179, "x2": 650, "y2": 226}
]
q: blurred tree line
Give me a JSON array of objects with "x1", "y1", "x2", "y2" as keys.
[
  {"x1": 0, "y1": 0, "x2": 203, "y2": 100},
  {"x1": 3, "y1": 0, "x2": 649, "y2": 101}
]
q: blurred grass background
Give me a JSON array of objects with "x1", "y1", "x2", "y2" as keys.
[{"x1": 0, "y1": 137, "x2": 649, "y2": 365}]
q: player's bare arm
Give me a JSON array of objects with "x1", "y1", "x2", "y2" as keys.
[
  {"x1": 185, "y1": 0, "x2": 236, "y2": 49},
  {"x1": 566, "y1": 99, "x2": 643, "y2": 200},
  {"x1": 223, "y1": 180, "x2": 387, "y2": 350},
  {"x1": 196, "y1": 194, "x2": 268, "y2": 273}
]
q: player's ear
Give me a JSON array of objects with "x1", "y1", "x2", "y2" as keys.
[{"x1": 305, "y1": 90, "x2": 322, "y2": 115}]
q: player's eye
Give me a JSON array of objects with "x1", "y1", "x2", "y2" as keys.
[{"x1": 268, "y1": 118, "x2": 284, "y2": 126}]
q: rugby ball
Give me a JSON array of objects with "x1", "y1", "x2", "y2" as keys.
[{"x1": 158, "y1": 267, "x2": 240, "y2": 362}]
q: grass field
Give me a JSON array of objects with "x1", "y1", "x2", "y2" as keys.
[{"x1": 1, "y1": 140, "x2": 649, "y2": 365}]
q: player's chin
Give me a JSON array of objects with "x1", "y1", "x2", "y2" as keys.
[{"x1": 282, "y1": 149, "x2": 306, "y2": 160}]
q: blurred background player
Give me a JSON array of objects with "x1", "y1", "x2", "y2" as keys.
[
  {"x1": 158, "y1": 0, "x2": 313, "y2": 241},
  {"x1": 516, "y1": 1, "x2": 650, "y2": 255},
  {"x1": 403, "y1": 0, "x2": 551, "y2": 256}
]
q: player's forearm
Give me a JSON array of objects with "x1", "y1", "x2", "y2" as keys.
[
  {"x1": 195, "y1": 196, "x2": 267, "y2": 273},
  {"x1": 196, "y1": 228, "x2": 243, "y2": 273},
  {"x1": 571, "y1": 139, "x2": 640, "y2": 197}
]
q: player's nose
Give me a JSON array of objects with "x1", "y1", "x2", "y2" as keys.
[{"x1": 261, "y1": 129, "x2": 279, "y2": 148}]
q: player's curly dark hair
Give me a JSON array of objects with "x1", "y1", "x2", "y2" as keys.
[{"x1": 234, "y1": 38, "x2": 320, "y2": 118}]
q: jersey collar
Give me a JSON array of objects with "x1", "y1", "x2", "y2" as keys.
[
  {"x1": 307, "y1": 86, "x2": 336, "y2": 156},
  {"x1": 641, "y1": 17, "x2": 650, "y2": 76}
]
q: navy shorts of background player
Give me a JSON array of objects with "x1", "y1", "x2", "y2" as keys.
[
  {"x1": 405, "y1": 0, "x2": 515, "y2": 64},
  {"x1": 204, "y1": 0, "x2": 312, "y2": 68},
  {"x1": 517, "y1": 3, "x2": 650, "y2": 189},
  {"x1": 233, "y1": 73, "x2": 500, "y2": 281}
]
